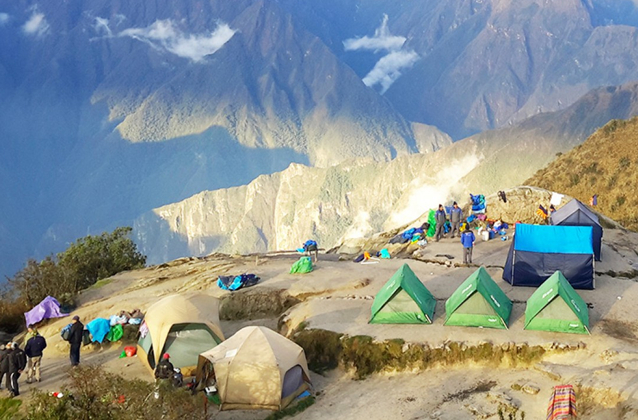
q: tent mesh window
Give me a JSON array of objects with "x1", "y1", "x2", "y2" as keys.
[
  {"x1": 533, "y1": 297, "x2": 579, "y2": 321},
  {"x1": 162, "y1": 324, "x2": 222, "y2": 369},
  {"x1": 378, "y1": 289, "x2": 421, "y2": 314},
  {"x1": 281, "y1": 365, "x2": 305, "y2": 398},
  {"x1": 454, "y1": 291, "x2": 498, "y2": 316}
]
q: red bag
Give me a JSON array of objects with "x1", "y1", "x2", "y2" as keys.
[{"x1": 124, "y1": 346, "x2": 137, "y2": 357}]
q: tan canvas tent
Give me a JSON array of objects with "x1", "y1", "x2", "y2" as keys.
[
  {"x1": 138, "y1": 293, "x2": 224, "y2": 377},
  {"x1": 196, "y1": 326, "x2": 312, "y2": 411}
]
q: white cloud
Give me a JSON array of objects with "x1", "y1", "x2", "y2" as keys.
[
  {"x1": 119, "y1": 20, "x2": 235, "y2": 63},
  {"x1": 344, "y1": 14, "x2": 419, "y2": 93},
  {"x1": 343, "y1": 14, "x2": 405, "y2": 52},
  {"x1": 94, "y1": 17, "x2": 112, "y2": 37},
  {"x1": 362, "y1": 50, "x2": 419, "y2": 94},
  {"x1": 22, "y1": 11, "x2": 49, "y2": 36},
  {"x1": 0, "y1": 13, "x2": 9, "y2": 26}
]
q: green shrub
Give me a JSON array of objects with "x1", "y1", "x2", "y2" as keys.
[
  {"x1": 26, "y1": 365, "x2": 203, "y2": 420},
  {"x1": 10, "y1": 227, "x2": 146, "y2": 308},
  {"x1": 0, "y1": 398, "x2": 22, "y2": 420}
]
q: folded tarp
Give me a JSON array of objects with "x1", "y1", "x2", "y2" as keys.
[
  {"x1": 290, "y1": 257, "x2": 313, "y2": 274},
  {"x1": 86, "y1": 318, "x2": 111, "y2": 343},
  {"x1": 24, "y1": 296, "x2": 68, "y2": 326}
]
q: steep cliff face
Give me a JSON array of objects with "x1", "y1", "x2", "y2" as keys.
[
  {"x1": 135, "y1": 81, "x2": 638, "y2": 263},
  {"x1": 282, "y1": 0, "x2": 638, "y2": 139}
]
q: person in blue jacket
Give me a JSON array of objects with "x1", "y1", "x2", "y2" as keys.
[{"x1": 461, "y1": 229, "x2": 475, "y2": 264}]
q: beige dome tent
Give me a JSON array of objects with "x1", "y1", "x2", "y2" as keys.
[
  {"x1": 137, "y1": 293, "x2": 225, "y2": 377},
  {"x1": 196, "y1": 326, "x2": 312, "y2": 411}
]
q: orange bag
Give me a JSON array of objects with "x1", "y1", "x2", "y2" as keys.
[{"x1": 124, "y1": 346, "x2": 137, "y2": 357}]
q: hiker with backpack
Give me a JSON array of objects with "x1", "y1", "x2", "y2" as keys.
[
  {"x1": 434, "y1": 205, "x2": 447, "y2": 242},
  {"x1": 67, "y1": 316, "x2": 84, "y2": 367},
  {"x1": 25, "y1": 325, "x2": 47, "y2": 383},
  {"x1": 8, "y1": 342, "x2": 27, "y2": 397},
  {"x1": 303, "y1": 240, "x2": 319, "y2": 262}
]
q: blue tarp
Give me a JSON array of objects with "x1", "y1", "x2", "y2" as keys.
[
  {"x1": 513, "y1": 224, "x2": 593, "y2": 254},
  {"x1": 218, "y1": 274, "x2": 260, "y2": 291},
  {"x1": 86, "y1": 318, "x2": 111, "y2": 343}
]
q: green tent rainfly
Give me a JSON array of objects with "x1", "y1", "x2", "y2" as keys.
[
  {"x1": 445, "y1": 267, "x2": 512, "y2": 329},
  {"x1": 370, "y1": 264, "x2": 436, "y2": 324},
  {"x1": 524, "y1": 271, "x2": 590, "y2": 334},
  {"x1": 290, "y1": 257, "x2": 313, "y2": 274}
]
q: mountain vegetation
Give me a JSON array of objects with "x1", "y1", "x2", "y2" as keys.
[
  {"x1": 527, "y1": 116, "x2": 638, "y2": 231},
  {"x1": 0, "y1": 227, "x2": 145, "y2": 333}
]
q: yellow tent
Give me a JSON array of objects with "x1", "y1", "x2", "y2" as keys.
[
  {"x1": 137, "y1": 293, "x2": 224, "y2": 377},
  {"x1": 196, "y1": 326, "x2": 312, "y2": 411}
]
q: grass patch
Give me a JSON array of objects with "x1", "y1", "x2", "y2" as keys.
[
  {"x1": 264, "y1": 396, "x2": 315, "y2": 420},
  {"x1": 220, "y1": 290, "x2": 300, "y2": 320},
  {"x1": 0, "y1": 398, "x2": 21, "y2": 420},
  {"x1": 293, "y1": 330, "x2": 550, "y2": 379},
  {"x1": 600, "y1": 319, "x2": 637, "y2": 342},
  {"x1": 89, "y1": 278, "x2": 113, "y2": 289}
]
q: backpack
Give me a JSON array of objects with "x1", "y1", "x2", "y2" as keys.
[{"x1": 61, "y1": 324, "x2": 73, "y2": 341}]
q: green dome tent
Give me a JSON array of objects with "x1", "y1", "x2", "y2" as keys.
[
  {"x1": 524, "y1": 271, "x2": 590, "y2": 334},
  {"x1": 445, "y1": 267, "x2": 512, "y2": 329},
  {"x1": 369, "y1": 264, "x2": 436, "y2": 324}
]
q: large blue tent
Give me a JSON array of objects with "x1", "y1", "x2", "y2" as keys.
[{"x1": 503, "y1": 224, "x2": 595, "y2": 289}]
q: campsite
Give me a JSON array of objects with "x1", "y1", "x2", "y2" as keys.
[{"x1": 8, "y1": 191, "x2": 638, "y2": 419}]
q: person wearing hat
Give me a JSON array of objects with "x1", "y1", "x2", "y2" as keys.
[
  {"x1": 434, "y1": 204, "x2": 447, "y2": 242},
  {"x1": 67, "y1": 316, "x2": 84, "y2": 367},
  {"x1": 449, "y1": 201, "x2": 463, "y2": 238},
  {"x1": 25, "y1": 325, "x2": 47, "y2": 383},
  {"x1": 154, "y1": 353, "x2": 174, "y2": 381}
]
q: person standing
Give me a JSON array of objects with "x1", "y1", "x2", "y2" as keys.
[
  {"x1": 25, "y1": 325, "x2": 47, "y2": 383},
  {"x1": 0, "y1": 344, "x2": 8, "y2": 391},
  {"x1": 449, "y1": 202, "x2": 463, "y2": 238},
  {"x1": 8, "y1": 342, "x2": 26, "y2": 397},
  {"x1": 68, "y1": 316, "x2": 84, "y2": 367},
  {"x1": 434, "y1": 204, "x2": 447, "y2": 242},
  {"x1": 461, "y1": 228, "x2": 476, "y2": 264}
]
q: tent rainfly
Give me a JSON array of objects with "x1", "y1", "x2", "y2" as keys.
[
  {"x1": 369, "y1": 263, "x2": 436, "y2": 324},
  {"x1": 503, "y1": 224, "x2": 595, "y2": 289},
  {"x1": 525, "y1": 271, "x2": 590, "y2": 334},
  {"x1": 551, "y1": 199, "x2": 603, "y2": 261},
  {"x1": 445, "y1": 267, "x2": 512, "y2": 329},
  {"x1": 137, "y1": 293, "x2": 225, "y2": 377},
  {"x1": 196, "y1": 326, "x2": 312, "y2": 411}
]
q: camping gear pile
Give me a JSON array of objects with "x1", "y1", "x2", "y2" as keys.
[
  {"x1": 389, "y1": 224, "x2": 428, "y2": 244},
  {"x1": 370, "y1": 265, "x2": 590, "y2": 334},
  {"x1": 217, "y1": 274, "x2": 260, "y2": 291},
  {"x1": 470, "y1": 193, "x2": 486, "y2": 214},
  {"x1": 353, "y1": 248, "x2": 392, "y2": 264}
]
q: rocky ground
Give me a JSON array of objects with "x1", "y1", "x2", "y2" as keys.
[{"x1": 5, "y1": 220, "x2": 638, "y2": 419}]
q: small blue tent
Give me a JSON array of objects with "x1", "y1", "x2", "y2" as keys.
[
  {"x1": 550, "y1": 199, "x2": 602, "y2": 261},
  {"x1": 503, "y1": 224, "x2": 594, "y2": 289}
]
